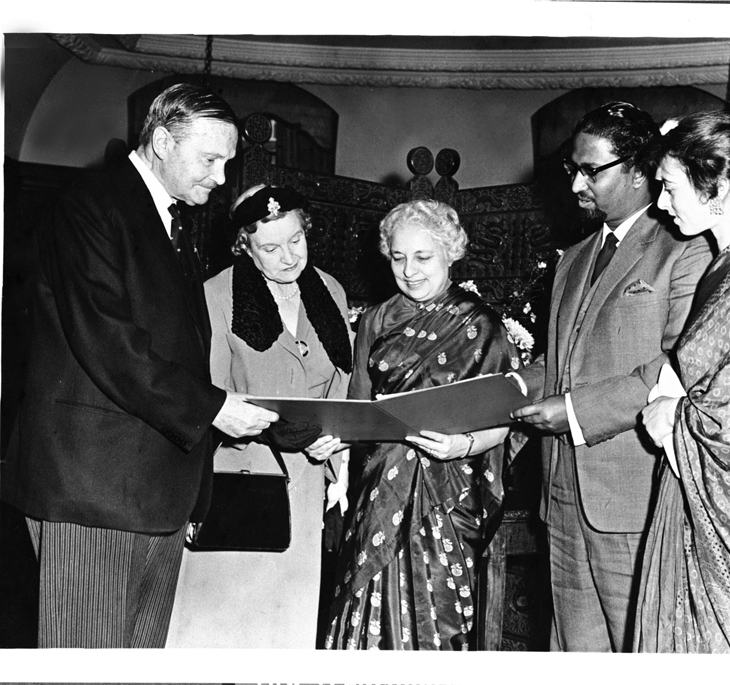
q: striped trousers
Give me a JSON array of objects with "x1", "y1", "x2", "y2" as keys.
[{"x1": 25, "y1": 517, "x2": 186, "y2": 648}]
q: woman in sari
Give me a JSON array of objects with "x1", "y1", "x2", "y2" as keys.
[
  {"x1": 324, "y1": 199, "x2": 523, "y2": 650},
  {"x1": 636, "y1": 110, "x2": 730, "y2": 652}
]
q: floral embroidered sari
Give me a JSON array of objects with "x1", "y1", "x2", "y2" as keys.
[
  {"x1": 634, "y1": 252, "x2": 730, "y2": 653},
  {"x1": 324, "y1": 283, "x2": 520, "y2": 650}
]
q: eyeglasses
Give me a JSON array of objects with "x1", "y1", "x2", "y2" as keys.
[{"x1": 562, "y1": 155, "x2": 633, "y2": 183}]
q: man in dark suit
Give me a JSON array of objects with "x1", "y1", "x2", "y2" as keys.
[
  {"x1": 1, "y1": 83, "x2": 278, "y2": 647},
  {"x1": 513, "y1": 102, "x2": 712, "y2": 651}
]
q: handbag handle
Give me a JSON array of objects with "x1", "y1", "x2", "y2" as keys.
[
  {"x1": 269, "y1": 445, "x2": 290, "y2": 483},
  {"x1": 211, "y1": 437, "x2": 290, "y2": 482}
]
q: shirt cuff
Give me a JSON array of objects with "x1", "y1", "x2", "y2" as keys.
[
  {"x1": 505, "y1": 371, "x2": 528, "y2": 396},
  {"x1": 565, "y1": 392, "x2": 586, "y2": 446}
]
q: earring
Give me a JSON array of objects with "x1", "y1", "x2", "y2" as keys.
[{"x1": 709, "y1": 197, "x2": 724, "y2": 216}]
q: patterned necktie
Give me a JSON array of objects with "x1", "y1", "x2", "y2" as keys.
[
  {"x1": 168, "y1": 203, "x2": 183, "y2": 256},
  {"x1": 590, "y1": 231, "x2": 618, "y2": 286}
]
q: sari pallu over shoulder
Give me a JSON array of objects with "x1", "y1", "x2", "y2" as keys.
[
  {"x1": 635, "y1": 263, "x2": 730, "y2": 653},
  {"x1": 329, "y1": 284, "x2": 521, "y2": 623}
]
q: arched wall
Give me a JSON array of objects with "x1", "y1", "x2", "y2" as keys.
[
  {"x1": 301, "y1": 85, "x2": 565, "y2": 187},
  {"x1": 19, "y1": 60, "x2": 165, "y2": 168},
  {"x1": 16, "y1": 53, "x2": 729, "y2": 187},
  {"x1": 16, "y1": 64, "x2": 567, "y2": 187}
]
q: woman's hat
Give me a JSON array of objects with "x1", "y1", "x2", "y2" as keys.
[{"x1": 233, "y1": 185, "x2": 307, "y2": 226}]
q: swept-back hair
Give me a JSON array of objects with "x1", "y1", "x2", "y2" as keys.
[
  {"x1": 379, "y1": 199, "x2": 468, "y2": 263},
  {"x1": 573, "y1": 101, "x2": 660, "y2": 176},
  {"x1": 138, "y1": 83, "x2": 238, "y2": 148}
]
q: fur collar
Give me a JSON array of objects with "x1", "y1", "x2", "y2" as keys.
[{"x1": 231, "y1": 253, "x2": 352, "y2": 373}]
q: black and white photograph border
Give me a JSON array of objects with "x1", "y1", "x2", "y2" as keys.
[{"x1": 2, "y1": 1, "x2": 730, "y2": 684}]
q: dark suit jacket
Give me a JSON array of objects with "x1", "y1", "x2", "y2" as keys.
[
  {"x1": 2, "y1": 158, "x2": 226, "y2": 534},
  {"x1": 521, "y1": 206, "x2": 712, "y2": 533}
]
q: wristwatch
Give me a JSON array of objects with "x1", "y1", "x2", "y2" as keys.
[{"x1": 464, "y1": 432, "x2": 475, "y2": 456}]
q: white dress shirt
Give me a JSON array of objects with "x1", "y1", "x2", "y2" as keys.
[{"x1": 128, "y1": 150, "x2": 177, "y2": 238}]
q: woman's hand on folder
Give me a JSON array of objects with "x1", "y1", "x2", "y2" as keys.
[
  {"x1": 407, "y1": 427, "x2": 508, "y2": 461},
  {"x1": 306, "y1": 435, "x2": 351, "y2": 462}
]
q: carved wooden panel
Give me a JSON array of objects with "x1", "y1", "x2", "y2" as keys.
[
  {"x1": 500, "y1": 553, "x2": 552, "y2": 651},
  {"x1": 453, "y1": 185, "x2": 557, "y2": 328},
  {"x1": 193, "y1": 117, "x2": 559, "y2": 332},
  {"x1": 266, "y1": 164, "x2": 411, "y2": 304}
]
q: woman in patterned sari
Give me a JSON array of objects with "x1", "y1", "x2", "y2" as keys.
[
  {"x1": 324, "y1": 199, "x2": 523, "y2": 650},
  {"x1": 636, "y1": 110, "x2": 730, "y2": 652}
]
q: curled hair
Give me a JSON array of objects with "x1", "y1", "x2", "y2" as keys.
[
  {"x1": 639, "y1": 110, "x2": 730, "y2": 200},
  {"x1": 379, "y1": 199, "x2": 468, "y2": 263},
  {"x1": 573, "y1": 101, "x2": 660, "y2": 176},
  {"x1": 230, "y1": 184, "x2": 312, "y2": 256},
  {"x1": 138, "y1": 83, "x2": 238, "y2": 149}
]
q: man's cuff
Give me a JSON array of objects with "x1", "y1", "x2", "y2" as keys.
[
  {"x1": 565, "y1": 392, "x2": 586, "y2": 446},
  {"x1": 505, "y1": 371, "x2": 528, "y2": 396}
]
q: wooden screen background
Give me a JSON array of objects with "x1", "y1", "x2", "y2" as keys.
[{"x1": 186, "y1": 113, "x2": 561, "y2": 346}]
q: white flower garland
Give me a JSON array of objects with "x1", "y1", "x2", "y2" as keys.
[{"x1": 458, "y1": 280, "x2": 535, "y2": 364}]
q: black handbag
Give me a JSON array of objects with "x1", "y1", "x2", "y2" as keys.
[{"x1": 188, "y1": 446, "x2": 291, "y2": 552}]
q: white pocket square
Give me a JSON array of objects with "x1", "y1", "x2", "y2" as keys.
[{"x1": 623, "y1": 279, "x2": 655, "y2": 296}]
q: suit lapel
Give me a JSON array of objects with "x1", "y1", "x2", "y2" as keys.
[
  {"x1": 553, "y1": 210, "x2": 659, "y2": 383},
  {"x1": 553, "y1": 232, "x2": 601, "y2": 381},
  {"x1": 117, "y1": 160, "x2": 183, "y2": 279},
  {"x1": 565, "y1": 211, "x2": 659, "y2": 373},
  {"x1": 118, "y1": 160, "x2": 209, "y2": 351},
  {"x1": 580, "y1": 210, "x2": 657, "y2": 322}
]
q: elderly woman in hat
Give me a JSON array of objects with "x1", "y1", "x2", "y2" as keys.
[{"x1": 167, "y1": 184, "x2": 352, "y2": 648}]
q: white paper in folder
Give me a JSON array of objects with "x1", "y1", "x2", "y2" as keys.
[{"x1": 647, "y1": 364, "x2": 686, "y2": 478}]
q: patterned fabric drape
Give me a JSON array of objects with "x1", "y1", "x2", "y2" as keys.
[
  {"x1": 325, "y1": 284, "x2": 521, "y2": 650},
  {"x1": 635, "y1": 252, "x2": 730, "y2": 653}
]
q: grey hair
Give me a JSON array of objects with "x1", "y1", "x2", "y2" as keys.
[
  {"x1": 379, "y1": 199, "x2": 468, "y2": 262},
  {"x1": 138, "y1": 83, "x2": 238, "y2": 149}
]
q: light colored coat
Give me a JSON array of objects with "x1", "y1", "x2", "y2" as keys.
[
  {"x1": 205, "y1": 265, "x2": 350, "y2": 477},
  {"x1": 167, "y1": 265, "x2": 351, "y2": 648},
  {"x1": 522, "y1": 209, "x2": 712, "y2": 532}
]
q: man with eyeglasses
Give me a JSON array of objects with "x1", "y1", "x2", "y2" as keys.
[{"x1": 512, "y1": 102, "x2": 712, "y2": 651}]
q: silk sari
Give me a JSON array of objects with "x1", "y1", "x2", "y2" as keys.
[
  {"x1": 634, "y1": 250, "x2": 730, "y2": 653},
  {"x1": 324, "y1": 283, "x2": 521, "y2": 650}
]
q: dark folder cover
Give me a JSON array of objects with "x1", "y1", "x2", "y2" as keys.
[{"x1": 249, "y1": 373, "x2": 528, "y2": 441}]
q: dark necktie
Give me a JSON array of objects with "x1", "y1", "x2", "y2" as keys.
[
  {"x1": 168, "y1": 203, "x2": 184, "y2": 256},
  {"x1": 168, "y1": 202, "x2": 198, "y2": 283},
  {"x1": 590, "y1": 231, "x2": 618, "y2": 286}
]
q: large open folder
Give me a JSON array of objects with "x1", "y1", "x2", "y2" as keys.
[{"x1": 249, "y1": 373, "x2": 528, "y2": 441}]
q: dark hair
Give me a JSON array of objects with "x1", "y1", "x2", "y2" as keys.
[
  {"x1": 138, "y1": 83, "x2": 238, "y2": 149},
  {"x1": 642, "y1": 110, "x2": 730, "y2": 199},
  {"x1": 573, "y1": 101, "x2": 660, "y2": 176}
]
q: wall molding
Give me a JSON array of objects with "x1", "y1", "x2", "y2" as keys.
[{"x1": 50, "y1": 34, "x2": 730, "y2": 90}]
